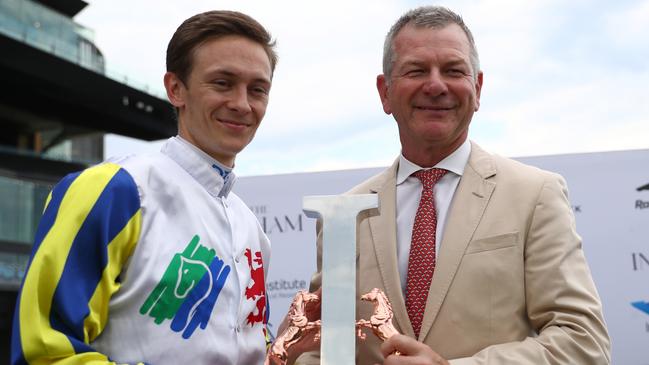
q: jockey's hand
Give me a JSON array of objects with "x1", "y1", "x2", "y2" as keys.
[
  {"x1": 376, "y1": 334, "x2": 449, "y2": 365},
  {"x1": 277, "y1": 287, "x2": 321, "y2": 334},
  {"x1": 303, "y1": 287, "x2": 321, "y2": 321},
  {"x1": 274, "y1": 288, "x2": 322, "y2": 364}
]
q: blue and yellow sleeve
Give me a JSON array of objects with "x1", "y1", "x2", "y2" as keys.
[{"x1": 11, "y1": 163, "x2": 144, "y2": 365}]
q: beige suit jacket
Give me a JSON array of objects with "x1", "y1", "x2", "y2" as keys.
[{"x1": 298, "y1": 142, "x2": 610, "y2": 364}]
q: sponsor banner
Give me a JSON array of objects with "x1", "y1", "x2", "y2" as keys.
[
  {"x1": 235, "y1": 149, "x2": 649, "y2": 363},
  {"x1": 518, "y1": 150, "x2": 649, "y2": 365}
]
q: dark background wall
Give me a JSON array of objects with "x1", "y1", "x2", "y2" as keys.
[{"x1": 0, "y1": 291, "x2": 17, "y2": 364}]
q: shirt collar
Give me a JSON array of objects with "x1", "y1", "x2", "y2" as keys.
[
  {"x1": 396, "y1": 138, "x2": 472, "y2": 185},
  {"x1": 161, "y1": 136, "x2": 237, "y2": 198}
]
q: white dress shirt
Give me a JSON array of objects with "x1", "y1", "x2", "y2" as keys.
[{"x1": 395, "y1": 139, "x2": 471, "y2": 295}]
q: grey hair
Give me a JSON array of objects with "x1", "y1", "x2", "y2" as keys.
[{"x1": 382, "y1": 6, "x2": 480, "y2": 80}]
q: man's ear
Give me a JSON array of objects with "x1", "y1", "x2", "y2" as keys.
[
  {"x1": 474, "y1": 71, "x2": 484, "y2": 111},
  {"x1": 164, "y1": 72, "x2": 186, "y2": 108},
  {"x1": 376, "y1": 74, "x2": 392, "y2": 115}
]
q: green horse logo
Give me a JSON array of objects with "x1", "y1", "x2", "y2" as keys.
[{"x1": 140, "y1": 235, "x2": 230, "y2": 338}]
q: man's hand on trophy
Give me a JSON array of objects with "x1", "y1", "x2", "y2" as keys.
[
  {"x1": 377, "y1": 334, "x2": 449, "y2": 365},
  {"x1": 265, "y1": 288, "x2": 322, "y2": 365}
]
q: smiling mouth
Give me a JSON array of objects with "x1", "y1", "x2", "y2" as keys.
[
  {"x1": 218, "y1": 119, "x2": 251, "y2": 128},
  {"x1": 415, "y1": 106, "x2": 454, "y2": 112},
  {"x1": 415, "y1": 104, "x2": 454, "y2": 110}
]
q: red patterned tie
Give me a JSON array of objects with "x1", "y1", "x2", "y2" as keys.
[{"x1": 406, "y1": 168, "x2": 447, "y2": 338}]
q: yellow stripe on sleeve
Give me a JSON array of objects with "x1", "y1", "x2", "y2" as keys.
[
  {"x1": 41, "y1": 351, "x2": 111, "y2": 365},
  {"x1": 83, "y1": 209, "x2": 142, "y2": 343},
  {"x1": 19, "y1": 163, "x2": 122, "y2": 363},
  {"x1": 43, "y1": 191, "x2": 52, "y2": 213}
]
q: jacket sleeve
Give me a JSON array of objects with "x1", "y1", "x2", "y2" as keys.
[
  {"x1": 449, "y1": 174, "x2": 611, "y2": 364},
  {"x1": 11, "y1": 163, "x2": 144, "y2": 365}
]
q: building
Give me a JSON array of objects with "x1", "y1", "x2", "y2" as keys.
[{"x1": 0, "y1": 0, "x2": 176, "y2": 361}]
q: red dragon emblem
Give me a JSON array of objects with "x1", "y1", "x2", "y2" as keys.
[{"x1": 244, "y1": 248, "x2": 266, "y2": 326}]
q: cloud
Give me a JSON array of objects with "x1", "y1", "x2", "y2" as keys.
[
  {"x1": 605, "y1": 0, "x2": 649, "y2": 47},
  {"x1": 478, "y1": 68, "x2": 649, "y2": 157},
  {"x1": 237, "y1": 115, "x2": 401, "y2": 176},
  {"x1": 87, "y1": 0, "x2": 649, "y2": 176}
]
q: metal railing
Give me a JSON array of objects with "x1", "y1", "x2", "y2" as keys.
[
  {"x1": 0, "y1": 0, "x2": 166, "y2": 99},
  {"x1": 0, "y1": 143, "x2": 99, "y2": 167},
  {"x1": 0, "y1": 174, "x2": 51, "y2": 246}
]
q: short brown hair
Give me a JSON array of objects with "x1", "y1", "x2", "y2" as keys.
[{"x1": 166, "y1": 10, "x2": 278, "y2": 84}]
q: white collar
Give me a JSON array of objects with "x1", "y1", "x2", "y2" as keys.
[
  {"x1": 396, "y1": 139, "x2": 471, "y2": 185},
  {"x1": 161, "y1": 136, "x2": 237, "y2": 198}
]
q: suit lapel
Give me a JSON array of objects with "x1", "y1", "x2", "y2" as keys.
[
  {"x1": 366, "y1": 160, "x2": 416, "y2": 338},
  {"x1": 418, "y1": 143, "x2": 497, "y2": 340}
]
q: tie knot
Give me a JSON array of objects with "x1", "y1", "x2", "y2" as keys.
[{"x1": 414, "y1": 168, "x2": 447, "y2": 190}]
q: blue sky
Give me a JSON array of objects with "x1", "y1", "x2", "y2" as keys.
[{"x1": 76, "y1": 0, "x2": 649, "y2": 176}]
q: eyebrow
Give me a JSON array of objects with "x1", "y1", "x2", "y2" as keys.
[
  {"x1": 399, "y1": 55, "x2": 470, "y2": 68},
  {"x1": 395, "y1": 60, "x2": 426, "y2": 73},
  {"x1": 206, "y1": 68, "x2": 271, "y2": 85},
  {"x1": 444, "y1": 59, "x2": 470, "y2": 68}
]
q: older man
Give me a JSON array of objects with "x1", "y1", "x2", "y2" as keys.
[{"x1": 298, "y1": 6, "x2": 610, "y2": 365}]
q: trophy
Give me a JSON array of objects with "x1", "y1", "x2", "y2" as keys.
[{"x1": 266, "y1": 195, "x2": 400, "y2": 365}]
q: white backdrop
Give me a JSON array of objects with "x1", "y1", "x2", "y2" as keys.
[{"x1": 234, "y1": 149, "x2": 649, "y2": 364}]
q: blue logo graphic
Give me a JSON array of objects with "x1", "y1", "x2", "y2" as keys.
[
  {"x1": 140, "y1": 235, "x2": 231, "y2": 339},
  {"x1": 631, "y1": 301, "x2": 649, "y2": 315},
  {"x1": 170, "y1": 256, "x2": 231, "y2": 338}
]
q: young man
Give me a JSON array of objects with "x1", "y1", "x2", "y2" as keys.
[{"x1": 12, "y1": 10, "x2": 277, "y2": 365}]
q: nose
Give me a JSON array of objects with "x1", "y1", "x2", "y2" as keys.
[
  {"x1": 421, "y1": 70, "x2": 448, "y2": 96},
  {"x1": 227, "y1": 86, "x2": 252, "y2": 114}
]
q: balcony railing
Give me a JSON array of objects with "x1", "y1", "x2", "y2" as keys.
[
  {"x1": 0, "y1": 174, "x2": 51, "y2": 246},
  {"x1": 0, "y1": 0, "x2": 166, "y2": 99}
]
